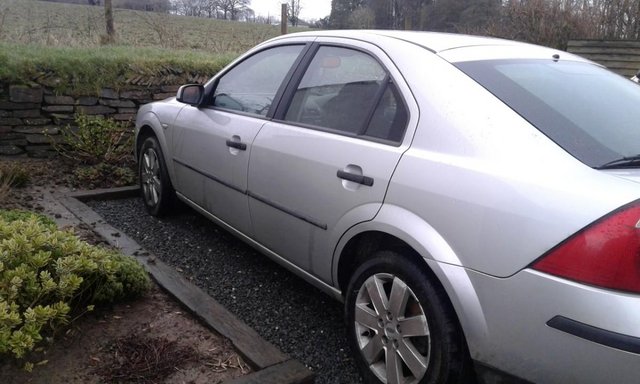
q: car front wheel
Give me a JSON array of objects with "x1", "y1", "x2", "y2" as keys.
[
  {"x1": 139, "y1": 135, "x2": 174, "y2": 216},
  {"x1": 345, "y1": 250, "x2": 473, "y2": 384}
]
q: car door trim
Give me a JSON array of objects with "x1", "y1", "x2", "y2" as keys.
[
  {"x1": 173, "y1": 157, "x2": 246, "y2": 194},
  {"x1": 547, "y1": 315, "x2": 640, "y2": 354},
  {"x1": 175, "y1": 191, "x2": 342, "y2": 301},
  {"x1": 173, "y1": 157, "x2": 327, "y2": 230},
  {"x1": 248, "y1": 191, "x2": 328, "y2": 230}
]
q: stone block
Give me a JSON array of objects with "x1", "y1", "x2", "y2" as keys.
[
  {"x1": 13, "y1": 126, "x2": 59, "y2": 135},
  {"x1": 0, "y1": 110, "x2": 9, "y2": 117},
  {"x1": 26, "y1": 146, "x2": 56, "y2": 158},
  {"x1": 76, "y1": 105, "x2": 116, "y2": 115},
  {"x1": 0, "y1": 126, "x2": 11, "y2": 134},
  {"x1": 13, "y1": 109, "x2": 41, "y2": 118},
  {"x1": 0, "y1": 145, "x2": 24, "y2": 156},
  {"x1": 26, "y1": 134, "x2": 63, "y2": 144},
  {"x1": 118, "y1": 108, "x2": 138, "y2": 114},
  {"x1": 0, "y1": 139, "x2": 28, "y2": 147},
  {"x1": 51, "y1": 115, "x2": 75, "y2": 126},
  {"x1": 161, "y1": 85, "x2": 181, "y2": 93},
  {"x1": 100, "y1": 88, "x2": 119, "y2": 99},
  {"x1": 42, "y1": 105, "x2": 74, "y2": 113},
  {"x1": 99, "y1": 99, "x2": 136, "y2": 108},
  {"x1": 120, "y1": 90, "x2": 151, "y2": 100},
  {"x1": 112, "y1": 113, "x2": 136, "y2": 122},
  {"x1": 44, "y1": 95, "x2": 75, "y2": 105},
  {"x1": 153, "y1": 92, "x2": 175, "y2": 100},
  {"x1": 9, "y1": 85, "x2": 43, "y2": 103},
  {"x1": 76, "y1": 96, "x2": 98, "y2": 106},
  {"x1": 23, "y1": 118, "x2": 51, "y2": 126},
  {"x1": 0, "y1": 118, "x2": 23, "y2": 126},
  {"x1": 0, "y1": 133, "x2": 25, "y2": 141},
  {"x1": 0, "y1": 101, "x2": 40, "y2": 110}
]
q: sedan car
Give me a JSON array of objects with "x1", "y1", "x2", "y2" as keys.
[{"x1": 135, "y1": 30, "x2": 640, "y2": 384}]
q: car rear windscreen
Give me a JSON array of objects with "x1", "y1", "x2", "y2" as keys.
[{"x1": 455, "y1": 59, "x2": 640, "y2": 168}]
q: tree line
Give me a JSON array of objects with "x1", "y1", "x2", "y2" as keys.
[{"x1": 329, "y1": 0, "x2": 640, "y2": 49}]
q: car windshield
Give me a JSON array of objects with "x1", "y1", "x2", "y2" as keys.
[{"x1": 455, "y1": 59, "x2": 640, "y2": 168}]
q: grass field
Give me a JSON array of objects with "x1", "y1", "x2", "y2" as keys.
[
  {"x1": 0, "y1": 0, "x2": 305, "y2": 51},
  {"x1": 0, "y1": 0, "x2": 309, "y2": 94}
]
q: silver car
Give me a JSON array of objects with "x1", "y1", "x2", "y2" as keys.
[{"x1": 135, "y1": 30, "x2": 640, "y2": 384}]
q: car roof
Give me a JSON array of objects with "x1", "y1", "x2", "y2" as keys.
[
  {"x1": 277, "y1": 30, "x2": 525, "y2": 52},
  {"x1": 272, "y1": 30, "x2": 590, "y2": 63}
]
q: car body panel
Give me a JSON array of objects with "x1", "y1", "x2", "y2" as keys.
[
  {"x1": 374, "y1": 40, "x2": 640, "y2": 276},
  {"x1": 466, "y1": 268, "x2": 640, "y2": 383},
  {"x1": 248, "y1": 121, "x2": 406, "y2": 277},
  {"x1": 135, "y1": 98, "x2": 186, "y2": 182},
  {"x1": 172, "y1": 107, "x2": 264, "y2": 234}
]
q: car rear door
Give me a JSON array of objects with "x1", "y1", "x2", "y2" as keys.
[
  {"x1": 247, "y1": 39, "x2": 417, "y2": 282},
  {"x1": 171, "y1": 43, "x2": 307, "y2": 235}
]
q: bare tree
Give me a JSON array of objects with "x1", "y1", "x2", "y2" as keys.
[{"x1": 288, "y1": 0, "x2": 302, "y2": 26}]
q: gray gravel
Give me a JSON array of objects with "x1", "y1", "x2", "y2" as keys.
[{"x1": 87, "y1": 197, "x2": 362, "y2": 384}]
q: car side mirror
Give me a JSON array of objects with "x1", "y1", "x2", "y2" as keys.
[{"x1": 177, "y1": 84, "x2": 204, "y2": 106}]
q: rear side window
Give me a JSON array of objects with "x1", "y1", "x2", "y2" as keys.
[
  {"x1": 284, "y1": 46, "x2": 408, "y2": 143},
  {"x1": 456, "y1": 59, "x2": 640, "y2": 168}
]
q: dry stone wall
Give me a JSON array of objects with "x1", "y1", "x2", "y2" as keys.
[{"x1": 0, "y1": 84, "x2": 180, "y2": 158}]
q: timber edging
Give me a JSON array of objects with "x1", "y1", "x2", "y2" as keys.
[{"x1": 57, "y1": 187, "x2": 315, "y2": 384}]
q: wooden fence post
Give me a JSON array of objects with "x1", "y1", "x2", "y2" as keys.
[{"x1": 281, "y1": 3, "x2": 287, "y2": 35}]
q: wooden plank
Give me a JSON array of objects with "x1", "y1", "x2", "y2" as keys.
[
  {"x1": 69, "y1": 185, "x2": 140, "y2": 201},
  {"x1": 567, "y1": 40, "x2": 640, "y2": 49},
  {"x1": 597, "y1": 61, "x2": 640, "y2": 70},
  {"x1": 141, "y1": 257, "x2": 291, "y2": 370},
  {"x1": 226, "y1": 360, "x2": 315, "y2": 384},
  {"x1": 575, "y1": 54, "x2": 640, "y2": 63},
  {"x1": 567, "y1": 47, "x2": 640, "y2": 56},
  {"x1": 58, "y1": 195, "x2": 292, "y2": 372}
]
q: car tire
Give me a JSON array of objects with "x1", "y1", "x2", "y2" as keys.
[
  {"x1": 139, "y1": 135, "x2": 175, "y2": 217},
  {"x1": 345, "y1": 250, "x2": 473, "y2": 384}
]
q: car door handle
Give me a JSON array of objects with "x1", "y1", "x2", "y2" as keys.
[
  {"x1": 337, "y1": 170, "x2": 374, "y2": 186},
  {"x1": 226, "y1": 140, "x2": 247, "y2": 151}
]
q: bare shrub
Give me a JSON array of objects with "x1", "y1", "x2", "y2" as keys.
[
  {"x1": 482, "y1": 0, "x2": 640, "y2": 49},
  {"x1": 137, "y1": 10, "x2": 183, "y2": 49},
  {"x1": 0, "y1": 0, "x2": 14, "y2": 39}
]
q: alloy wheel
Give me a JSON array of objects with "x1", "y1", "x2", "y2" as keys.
[
  {"x1": 354, "y1": 273, "x2": 430, "y2": 384},
  {"x1": 141, "y1": 147, "x2": 162, "y2": 207}
]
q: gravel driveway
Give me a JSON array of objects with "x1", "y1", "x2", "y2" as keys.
[{"x1": 88, "y1": 198, "x2": 362, "y2": 384}]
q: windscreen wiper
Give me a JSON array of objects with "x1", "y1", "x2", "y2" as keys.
[{"x1": 597, "y1": 154, "x2": 640, "y2": 170}]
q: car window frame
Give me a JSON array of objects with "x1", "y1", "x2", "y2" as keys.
[
  {"x1": 200, "y1": 42, "x2": 313, "y2": 120},
  {"x1": 272, "y1": 42, "x2": 410, "y2": 147}
]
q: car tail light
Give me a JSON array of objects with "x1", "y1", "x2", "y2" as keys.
[{"x1": 532, "y1": 200, "x2": 640, "y2": 294}]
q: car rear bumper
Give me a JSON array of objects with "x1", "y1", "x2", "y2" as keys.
[{"x1": 464, "y1": 268, "x2": 640, "y2": 383}]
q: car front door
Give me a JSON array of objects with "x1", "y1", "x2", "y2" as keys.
[
  {"x1": 172, "y1": 44, "x2": 307, "y2": 234},
  {"x1": 247, "y1": 40, "x2": 416, "y2": 282}
]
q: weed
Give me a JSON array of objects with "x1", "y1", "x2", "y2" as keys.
[
  {"x1": 0, "y1": 163, "x2": 30, "y2": 189},
  {"x1": 52, "y1": 113, "x2": 134, "y2": 166},
  {"x1": 71, "y1": 163, "x2": 136, "y2": 190}
]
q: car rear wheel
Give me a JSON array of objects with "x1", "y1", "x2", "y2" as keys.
[
  {"x1": 345, "y1": 250, "x2": 473, "y2": 384},
  {"x1": 139, "y1": 136, "x2": 174, "y2": 216}
]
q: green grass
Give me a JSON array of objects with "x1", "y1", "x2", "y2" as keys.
[
  {"x1": 0, "y1": 43, "x2": 235, "y2": 94},
  {"x1": 0, "y1": 0, "x2": 309, "y2": 94}
]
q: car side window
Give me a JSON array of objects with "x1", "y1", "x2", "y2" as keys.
[
  {"x1": 284, "y1": 46, "x2": 408, "y2": 142},
  {"x1": 212, "y1": 45, "x2": 304, "y2": 116}
]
